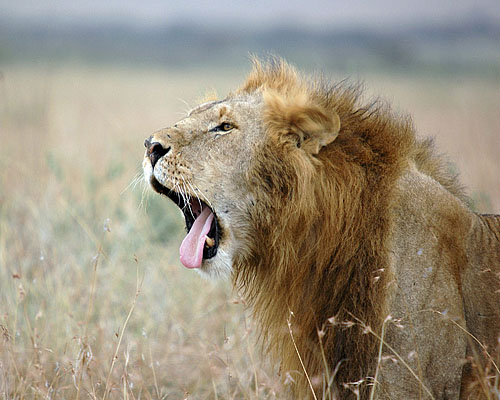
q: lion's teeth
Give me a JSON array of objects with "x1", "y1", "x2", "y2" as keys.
[{"x1": 206, "y1": 237, "x2": 215, "y2": 247}]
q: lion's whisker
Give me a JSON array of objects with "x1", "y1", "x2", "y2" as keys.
[
  {"x1": 181, "y1": 181, "x2": 195, "y2": 220},
  {"x1": 191, "y1": 182, "x2": 213, "y2": 210},
  {"x1": 177, "y1": 97, "x2": 192, "y2": 115},
  {"x1": 175, "y1": 179, "x2": 195, "y2": 220},
  {"x1": 139, "y1": 183, "x2": 149, "y2": 212},
  {"x1": 122, "y1": 171, "x2": 144, "y2": 195},
  {"x1": 184, "y1": 178, "x2": 205, "y2": 211}
]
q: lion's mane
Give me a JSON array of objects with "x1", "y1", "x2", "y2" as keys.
[{"x1": 230, "y1": 59, "x2": 466, "y2": 397}]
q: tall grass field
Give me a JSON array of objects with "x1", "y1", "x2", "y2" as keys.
[{"x1": 1, "y1": 64, "x2": 499, "y2": 398}]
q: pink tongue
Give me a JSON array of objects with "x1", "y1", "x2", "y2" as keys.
[{"x1": 179, "y1": 207, "x2": 214, "y2": 269}]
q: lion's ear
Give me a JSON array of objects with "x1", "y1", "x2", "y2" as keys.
[{"x1": 263, "y1": 90, "x2": 340, "y2": 155}]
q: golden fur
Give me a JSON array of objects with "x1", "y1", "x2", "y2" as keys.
[{"x1": 145, "y1": 58, "x2": 500, "y2": 399}]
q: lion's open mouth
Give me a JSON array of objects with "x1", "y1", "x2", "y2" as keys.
[{"x1": 150, "y1": 177, "x2": 220, "y2": 268}]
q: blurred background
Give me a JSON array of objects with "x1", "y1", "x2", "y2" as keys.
[{"x1": 1, "y1": 1, "x2": 499, "y2": 398}]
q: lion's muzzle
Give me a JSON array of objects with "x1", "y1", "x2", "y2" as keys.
[{"x1": 144, "y1": 136, "x2": 170, "y2": 169}]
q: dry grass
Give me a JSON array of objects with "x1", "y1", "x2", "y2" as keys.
[{"x1": 0, "y1": 64, "x2": 499, "y2": 399}]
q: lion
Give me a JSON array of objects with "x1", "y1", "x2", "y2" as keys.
[{"x1": 142, "y1": 58, "x2": 500, "y2": 399}]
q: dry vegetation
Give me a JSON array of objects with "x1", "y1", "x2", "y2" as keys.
[{"x1": 0, "y1": 64, "x2": 499, "y2": 399}]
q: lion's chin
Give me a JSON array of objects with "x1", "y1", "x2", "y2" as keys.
[{"x1": 196, "y1": 247, "x2": 233, "y2": 281}]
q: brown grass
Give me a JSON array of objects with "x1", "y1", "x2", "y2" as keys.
[{"x1": 0, "y1": 64, "x2": 499, "y2": 399}]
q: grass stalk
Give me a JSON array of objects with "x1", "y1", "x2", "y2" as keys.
[
  {"x1": 287, "y1": 313, "x2": 318, "y2": 400},
  {"x1": 76, "y1": 248, "x2": 101, "y2": 400},
  {"x1": 369, "y1": 319, "x2": 387, "y2": 400},
  {"x1": 348, "y1": 313, "x2": 436, "y2": 400},
  {"x1": 102, "y1": 262, "x2": 143, "y2": 400}
]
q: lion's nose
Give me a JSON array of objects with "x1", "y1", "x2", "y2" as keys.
[{"x1": 145, "y1": 137, "x2": 170, "y2": 168}]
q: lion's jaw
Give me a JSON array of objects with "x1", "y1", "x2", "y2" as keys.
[{"x1": 143, "y1": 95, "x2": 264, "y2": 279}]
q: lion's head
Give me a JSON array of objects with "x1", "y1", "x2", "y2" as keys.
[{"x1": 143, "y1": 60, "x2": 341, "y2": 280}]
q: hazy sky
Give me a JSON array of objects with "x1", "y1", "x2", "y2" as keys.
[{"x1": 2, "y1": 0, "x2": 500, "y2": 29}]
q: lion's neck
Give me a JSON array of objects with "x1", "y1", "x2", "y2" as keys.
[{"x1": 233, "y1": 179, "x2": 395, "y2": 398}]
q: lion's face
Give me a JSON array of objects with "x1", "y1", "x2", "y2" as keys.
[
  {"x1": 143, "y1": 66, "x2": 340, "y2": 279},
  {"x1": 143, "y1": 93, "x2": 265, "y2": 279}
]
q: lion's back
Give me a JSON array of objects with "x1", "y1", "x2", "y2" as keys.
[
  {"x1": 383, "y1": 165, "x2": 500, "y2": 398},
  {"x1": 463, "y1": 214, "x2": 500, "y2": 349}
]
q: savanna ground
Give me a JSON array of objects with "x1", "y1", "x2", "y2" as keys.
[{"x1": 0, "y1": 63, "x2": 499, "y2": 399}]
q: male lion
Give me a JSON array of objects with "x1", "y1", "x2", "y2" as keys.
[{"x1": 143, "y1": 59, "x2": 500, "y2": 399}]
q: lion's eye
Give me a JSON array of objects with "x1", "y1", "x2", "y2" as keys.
[
  {"x1": 221, "y1": 123, "x2": 233, "y2": 131},
  {"x1": 210, "y1": 122, "x2": 234, "y2": 133}
]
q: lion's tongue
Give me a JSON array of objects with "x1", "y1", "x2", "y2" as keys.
[{"x1": 179, "y1": 207, "x2": 214, "y2": 269}]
